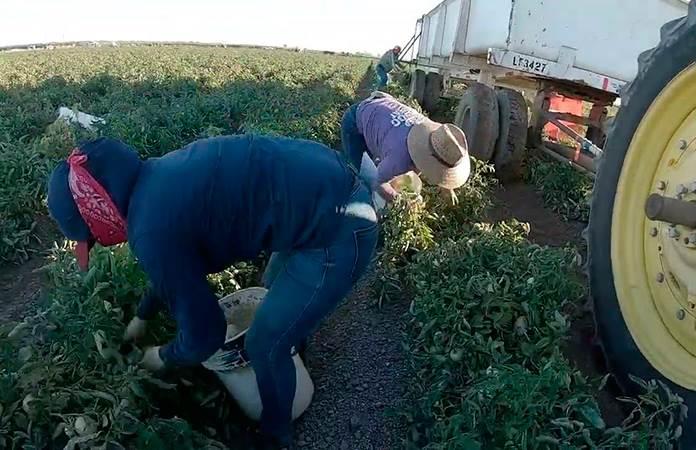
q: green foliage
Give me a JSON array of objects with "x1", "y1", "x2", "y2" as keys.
[
  {"x1": 527, "y1": 156, "x2": 593, "y2": 222},
  {"x1": 406, "y1": 222, "x2": 583, "y2": 373},
  {"x1": 424, "y1": 159, "x2": 497, "y2": 236},
  {"x1": 0, "y1": 141, "x2": 51, "y2": 262},
  {"x1": 0, "y1": 243, "x2": 252, "y2": 449},
  {"x1": 414, "y1": 359, "x2": 684, "y2": 449},
  {"x1": 375, "y1": 194, "x2": 436, "y2": 304},
  {"x1": 0, "y1": 45, "x2": 685, "y2": 449},
  {"x1": 0, "y1": 45, "x2": 370, "y2": 447},
  {"x1": 208, "y1": 262, "x2": 260, "y2": 298},
  {"x1": 1, "y1": 244, "x2": 156, "y2": 449},
  {"x1": 0, "y1": 46, "x2": 369, "y2": 262},
  {"x1": 376, "y1": 163, "x2": 683, "y2": 449}
]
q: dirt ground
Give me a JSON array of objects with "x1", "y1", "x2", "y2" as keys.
[
  {"x1": 0, "y1": 216, "x2": 56, "y2": 324},
  {"x1": 0, "y1": 256, "x2": 45, "y2": 323},
  {"x1": 293, "y1": 275, "x2": 410, "y2": 449},
  {"x1": 488, "y1": 182, "x2": 586, "y2": 247}
]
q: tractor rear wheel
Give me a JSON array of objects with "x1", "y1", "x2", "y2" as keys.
[
  {"x1": 588, "y1": 4, "x2": 696, "y2": 446},
  {"x1": 455, "y1": 82, "x2": 499, "y2": 162}
]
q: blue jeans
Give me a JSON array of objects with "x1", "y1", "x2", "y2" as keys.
[
  {"x1": 340, "y1": 103, "x2": 371, "y2": 172},
  {"x1": 375, "y1": 64, "x2": 388, "y2": 88},
  {"x1": 245, "y1": 179, "x2": 379, "y2": 443}
]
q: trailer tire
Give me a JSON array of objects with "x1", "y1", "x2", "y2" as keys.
[
  {"x1": 410, "y1": 69, "x2": 426, "y2": 106},
  {"x1": 588, "y1": 4, "x2": 696, "y2": 447},
  {"x1": 494, "y1": 88, "x2": 528, "y2": 183},
  {"x1": 422, "y1": 72, "x2": 443, "y2": 113},
  {"x1": 455, "y1": 82, "x2": 499, "y2": 162}
]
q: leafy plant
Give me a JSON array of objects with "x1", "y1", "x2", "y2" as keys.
[
  {"x1": 0, "y1": 243, "x2": 254, "y2": 449},
  {"x1": 0, "y1": 46, "x2": 369, "y2": 262},
  {"x1": 526, "y1": 156, "x2": 593, "y2": 222},
  {"x1": 375, "y1": 194, "x2": 436, "y2": 305},
  {"x1": 374, "y1": 159, "x2": 683, "y2": 449},
  {"x1": 0, "y1": 45, "x2": 684, "y2": 450},
  {"x1": 399, "y1": 223, "x2": 684, "y2": 449}
]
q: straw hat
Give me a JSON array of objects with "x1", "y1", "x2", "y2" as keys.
[{"x1": 407, "y1": 120, "x2": 470, "y2": 189}]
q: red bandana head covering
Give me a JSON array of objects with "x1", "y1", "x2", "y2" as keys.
[{"x1": 67, "y1": 149, "x2": 128, "y2": 249}]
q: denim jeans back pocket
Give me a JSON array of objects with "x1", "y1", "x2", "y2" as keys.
[{"x1": 351, "y1": 222, "x2": 379, "y2": 283}]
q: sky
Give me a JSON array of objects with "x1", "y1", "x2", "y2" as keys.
[{"x1": 0, "y1": 0, "x2": 441, "y2": 56}]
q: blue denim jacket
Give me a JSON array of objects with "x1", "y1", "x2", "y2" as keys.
[
  {"x1": 130, "y1": 135, "x2": 355, "y2": 366},
  {"x1": 48, "y1": 135, "x2": 355, "y2": 367}
]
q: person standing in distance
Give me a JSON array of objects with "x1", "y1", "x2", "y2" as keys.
[{"x1": 375, "y1": 45, "x2": 403, "y2": 88}]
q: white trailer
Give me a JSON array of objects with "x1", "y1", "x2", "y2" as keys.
[{"x1": 405, "y1": 0, "x2": 689, "y2": 180}]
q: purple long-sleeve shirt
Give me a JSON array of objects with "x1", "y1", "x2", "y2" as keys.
[{"x1": 356, "y1": 94, "x2": 427, "y2": 185}]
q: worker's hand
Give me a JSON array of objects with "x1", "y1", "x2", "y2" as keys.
[
  {"x1": 376, "y1": 182, "x2": 399, "y2": 203},
  {"x1": 440, "y1": 188, "x2": 459, "y2": 206},
  {"x1": 123, "y1": 317, "x2": 148, "y2": 342},
  {"x1": 140, "y1": 346, "x2": 165, "y2": 372}
]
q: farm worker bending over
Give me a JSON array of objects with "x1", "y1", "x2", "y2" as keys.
[
  {"x1": 375, "y1": 45, "x2": 403, "y2": 88},
  {"x1": 341, "y1": 91, "x2": 470, "y2": 205},
  {"x1": 46, "y1": 136, "x2": 378, "y2": 449}
]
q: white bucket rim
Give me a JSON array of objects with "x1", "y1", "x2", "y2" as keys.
[{"x1": 219, "y1": 286, "x2": 268, "y2": 343}]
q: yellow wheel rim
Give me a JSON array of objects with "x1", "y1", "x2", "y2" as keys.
[{"x1": 613, "y1": 63, "x2": 696, "y2": 389}]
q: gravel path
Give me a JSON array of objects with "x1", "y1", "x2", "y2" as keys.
[
  {"x1": 0, "y1": 256, "x2": 45, "y2": 324},
  {"x1": 293, "y1": 275, "x2": 411, "y2": 450}
]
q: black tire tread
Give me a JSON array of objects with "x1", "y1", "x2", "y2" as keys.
[
  {"x1": 455, "y1": 82, "x2": 500, "y2": 162},
  {"x1": 410, "y1": 69, "x2": 426, "y2": 106},
  {"x1": 423, "y1": 72, "x2": 442, "y2": 113},
  {"x1": 494, "y1": 88, "x2": 528, "y2": 182},
  {"x1": 587, "y1": 3, "x2": 696, "y2": 447}
]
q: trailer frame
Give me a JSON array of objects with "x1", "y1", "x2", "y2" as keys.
[{"x1": 403, "y1": 5, "x2": 639, "y2": 177}]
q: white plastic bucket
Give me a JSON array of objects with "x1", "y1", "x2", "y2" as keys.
[
  {"x1": 202, "y1": 287, "x2": 314, "y2": 421},
  {"x1": 391, "y1": 170, "x2": 423, "y2": 195}
]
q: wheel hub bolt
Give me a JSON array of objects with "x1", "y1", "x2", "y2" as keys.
[
  {"x1": 650, "y1": 227, "x2": 658, "y2": 237},
  {"x1": 680, "y1": 139, "x2": 688, "y2": 150},
  {"x1": 657, "y1": 181, "x2": 667, "y2": 191},
  {"x1": 669, "y1": 227, "x2": 681, "y2": 239},
  {"x1": 678, "y1": 309, "x2": 686, "y2": 320},
  {"x1": 657, "y1": 272, "x2": 665, "y2": 283}
]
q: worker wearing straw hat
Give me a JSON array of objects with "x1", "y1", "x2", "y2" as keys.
[{"x1": 341, "y1": 91, "x2": 470, "y2": 204}]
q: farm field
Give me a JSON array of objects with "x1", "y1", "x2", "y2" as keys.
[{"x1": 0, "y1": 46, "x2": 685, "y2": 449}]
